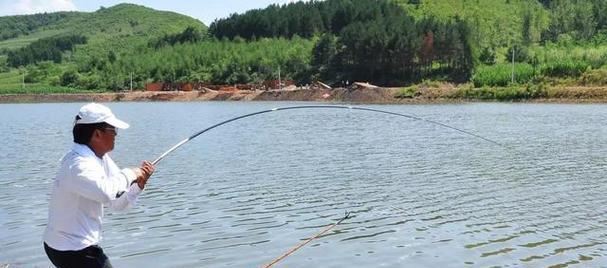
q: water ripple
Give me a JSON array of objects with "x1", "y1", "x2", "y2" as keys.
[{"x1": 3, "y1": 102, "x2": 607, "y2": 267}]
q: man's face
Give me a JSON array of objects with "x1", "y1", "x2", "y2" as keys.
[{"x1": 97, "y1": 126, "x2": 117, "y2": 153}]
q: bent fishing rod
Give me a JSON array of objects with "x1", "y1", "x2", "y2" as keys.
[
  {"x1": 151, "y1": 105, "x2": 504, "y2": 165},
  {"x1": 148, "y1": 105, "x2": 504, "y2": 267},
  {"x1": 145, "y1": 105, "x2": 600, "y2": 266}
]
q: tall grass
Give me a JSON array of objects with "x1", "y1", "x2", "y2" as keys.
[
  {"x1": 470, "y1": 44, "x2": 607, "y2": 87},
  {"x1": 453, "y1": 84, "x2": 546, "y2": 100},
  {"x1": 472, "y1": 63, "x2": 536, "y2": 87},
  {"x1": 0, "y1": 69, "x2": 90, "y2": 93},
  {"x1": 0, "y1": 84, "x2": 91, "y2": 94},
  {"x1": 531, "y1": 45, "x2": 607, "y2": 77},
  {"x1": 539, "y1": 60, "x2": 589, "y2": 77},
  {"x1": 0, "y1": 69, "x2": 22, "y2": 84}
]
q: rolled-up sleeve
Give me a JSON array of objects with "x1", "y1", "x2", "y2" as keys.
[
  {"x1": 109, "y1": 183, "x2": 143, "y2": 210},
  {"x1": 121, "y1": 168, "x2": 137, "y2": 184}
]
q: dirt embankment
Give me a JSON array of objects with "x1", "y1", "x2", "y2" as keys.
[
  {"x1": 4, "y1": 85, "x2": 607, "y2": 103},
  {"x1": 0, "y1": 90, "x2": 252, "y2": 103},
  {"x1": 0, "y1": 87, "x2": 406, "y2": 103}
]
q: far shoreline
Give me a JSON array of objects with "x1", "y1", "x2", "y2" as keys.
[{"x1": 2, "y1": 87, "x2": 607, "y2": 104}]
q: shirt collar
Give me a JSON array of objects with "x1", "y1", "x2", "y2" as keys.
[{"x1": 72, "y1": 142, "x2": 99, "y2": 159}]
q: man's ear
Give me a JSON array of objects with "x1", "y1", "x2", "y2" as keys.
[{"x1": 92, "y1": 129, "x2": 101, "y2": 139}]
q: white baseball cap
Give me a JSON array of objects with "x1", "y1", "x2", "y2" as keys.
[{"x1": 74, "y1": 103, "x2": 130, "y2": 129}]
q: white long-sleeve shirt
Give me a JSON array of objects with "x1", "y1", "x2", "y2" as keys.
[{"x1": 44, "y1": 143, "x2": 143, "y2": 251}]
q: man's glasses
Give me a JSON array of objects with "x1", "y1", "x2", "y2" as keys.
[{"x1": 101, "y1": 127, "x2": 117, "y2": 136}]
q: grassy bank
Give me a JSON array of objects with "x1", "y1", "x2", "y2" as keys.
[
  {"x1": 395, "y1": 82, "x2": 607, "y2": 102},
  {"x1": 0, "y1": 85, "x2": 94, "y2": 94},
  {"x1": 0, "y1": 69, "x2": 96, "y2": 94}
]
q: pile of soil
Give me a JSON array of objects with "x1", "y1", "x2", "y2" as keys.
[
  {"x1": 254, "y1": 87, "x2": 399, "y2": 103},
  {"x1": 330, "y1": 87, "x2": 396, "y2": 103}
]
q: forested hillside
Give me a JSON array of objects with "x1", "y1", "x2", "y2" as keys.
[
  {"x1": 398, "y1": 0, "x2": 607, "y2": 93},
  {"x1": 1, "y1": 0, "x2": 607, "y2": 97},
  {"x1": 211, "y1": 0, "x2": 475, "y2": 85},
  {"x1": 0, "y1": 4, "x2": 204, "y2": 51},
  {"x1": 0, "y1": 12, "x2": 84, "y2": 41},
  {"x1": 398, "y1": 0, "x2": 547, "y2": 54},
  {"x1": 0, "y1": 3, "x2": 207, "y2": 92}
]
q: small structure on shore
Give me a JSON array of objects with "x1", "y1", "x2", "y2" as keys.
[
  {"x1": 314, "y1": 81, "x2": 332, "y2": 90},
  {"x1": 145, "y1": 82, "x2": 206, "y2": 92},
  {"x1": 263, "y1": 79, "x2": 295, "y2": 90},
  {"x1": 350, "y1": 82, "x2": 378, "y2": 90}
]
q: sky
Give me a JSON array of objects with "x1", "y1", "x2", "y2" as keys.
[{"x1": 0, "y1": 0, "x2": 300, "y2": 25}]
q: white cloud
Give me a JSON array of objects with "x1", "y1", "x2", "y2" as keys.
[{"x1": 2, "y1": 0, "x2": 77, "y2": 16}]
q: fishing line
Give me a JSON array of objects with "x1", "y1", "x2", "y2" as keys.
[
  {"x1": 147, "y1": 104, "x2": 605, "y2": 265},
  {"x1": 152, "y1": 105, "x2": 505, "y2": 165},
  {"x1": 149, "y1": 104, "x2": 506, "y2": 266}
]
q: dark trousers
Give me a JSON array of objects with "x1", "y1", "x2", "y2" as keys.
[{"x1": 44, "y1": 242, "x2": 113, "y2": 268}]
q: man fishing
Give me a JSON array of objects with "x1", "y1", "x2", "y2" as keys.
[{"x1": 43, "y1": 103, "x2": 154, "y2": 268}]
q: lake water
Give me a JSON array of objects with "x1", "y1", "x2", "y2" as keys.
[{"x1": 1, "y1": 102, "x2": 607, "y2": 267}]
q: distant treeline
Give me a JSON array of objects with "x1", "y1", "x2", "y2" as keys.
[
  {"x1": 0, "y1": 12, "x2": 80, "y2": 41},
  {"x1": 210, "y1": 0, "x2": 474, "y2": 85},
  {"x1": 210, "y1": 0, "x2": 402, "y2": 39},
  {"x1": 59, "y1": 38, "x2": 315, "y2": 90},
  {"x1": 7, "y1": 34, "x2": 87, "y2": 67}
]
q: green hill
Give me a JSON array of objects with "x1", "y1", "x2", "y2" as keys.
[
  {"x1": 0, "y1": 3, "x2": 207, "y2": 92},
  {"x1": 0, "y1": 11, "x2": 84, "y2": 41},
  {"x1": 0, "y1": 3, "x2": 206, "y2": 51},
  {"x1": 52, "y1": 4, "x2": 206, "y2": 38}
]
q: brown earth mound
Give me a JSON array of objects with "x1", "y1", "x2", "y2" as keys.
[{"x1": 254, "y1": 87, "x2": 398, "y2": 103}]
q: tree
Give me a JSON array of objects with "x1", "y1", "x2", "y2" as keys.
[
  {"x1": 521, "y1": 9, "x2": 533, "y2": 45},
  {"x1": 311, "y1": 34, "x2": 337, "y2": 79},
  {"x1": 542, "y1": 0, "x2": 600, "y2": 42},
  {"x1": 573, "y1": 1, "x2": 597, "y2": 40},
  {"x1": 108, "y1": 50, "x2": 117, "y2": 63}
]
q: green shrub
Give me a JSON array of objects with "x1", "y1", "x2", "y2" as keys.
[
  {"x1": 394, "y1": 86, "x2": 418, "y2": 98},
  {"x1": 580, "y1": 68, "x2": 607, "y2": 85},
  {"x1": 77, "y1": 74, "x2": 102, "y2": 89},
  {"x1": 420, "y1": 79, "x2": 442, "y2": 88},
  {"x1": 60, "y1": 70, "x2": 79, "y2": 86}
]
